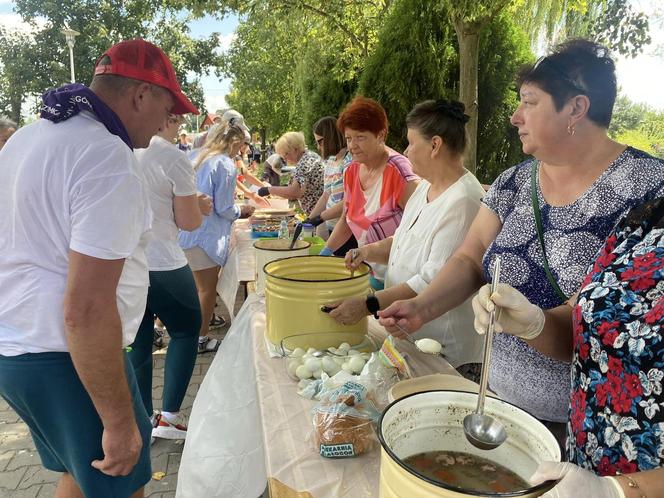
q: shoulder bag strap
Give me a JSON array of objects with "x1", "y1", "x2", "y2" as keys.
[{"x1": 531, "y1": 161, "x2": 569, "y2": 303}]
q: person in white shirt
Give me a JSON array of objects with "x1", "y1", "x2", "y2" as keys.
[
  {"x1": 327, "y1": 100, "x2": 485, "y2": 377},
  {"x1": 0, "y1": 39, "x2": 198, "y2": 498},
  {"x1": 131, "y1": 114, "x2": 212, "y2": 441}
]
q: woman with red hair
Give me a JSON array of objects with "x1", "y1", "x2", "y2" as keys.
[{"x1": 321, "y1": 96, "x2": 418, "y2": 289}]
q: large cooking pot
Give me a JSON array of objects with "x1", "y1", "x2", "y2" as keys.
[
  {"x1": 378, "y1": 391, "x2": 560, "y2": 497},
  {"x1": 253, "y1": 238, "x2": 310, "y2": 294},
  {"x1": 264, "y1": 255, "x2": 371, "y2": 348}
]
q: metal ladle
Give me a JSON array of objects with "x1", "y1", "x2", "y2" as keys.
[{"x1": 463, "y1": 256, "x2": 507, "y2": 450}]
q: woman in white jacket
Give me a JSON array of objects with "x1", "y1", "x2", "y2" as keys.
[{"x1": 327, "y1": 99, "x2": 485, "y2": 378}]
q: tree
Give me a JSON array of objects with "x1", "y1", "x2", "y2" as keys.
[
  {"x1": 610, "y1": 96, "x2": 664, "y2": 159},
  {"x1": 197, "y1": 0, "x2": 393, "y2": 79},
  {"x1": 358, "y1": 0, "x2": 458, "y2": 150},
  {"x1": 358, "y1": 0, "x2": 530, "y2": 182},
  {"x1": 10, "y1": 0, "x2": 225, "y2": 114},
  {"x1": 223, "y1": 8, "x2": 303, "y2": 140},
  {"x1": 295, "y1": 39, "x2": 358, "y2": 148},
  {"x1": 475, "y1": 13, "x2": 531, "y2": 182},
  {"x1": 608, "y1": 95, "x2": 647, "y2": 138},
  {"x1": 565, "y1": 0, "x2": 651, "y2": 58},
  {"x1": 0, "y1": 27, "x2": 40, "y2": 124},
  {"x1": 220, "y1": 0, "x2": 390, "y2": 141},
  {"x1": 436, "y1": 0, "x2": 513, "y2": 173}
]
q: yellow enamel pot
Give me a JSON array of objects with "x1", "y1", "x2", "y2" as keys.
[
  {"x1": 253, "y1": 238, "x2": 311, "y2": 294},
  {"x1": 264, "y1": 255, "x2": 371, "y2": 349},
  {"x1": 378, "y1": 391, "x2": 560, "y2": 497}
]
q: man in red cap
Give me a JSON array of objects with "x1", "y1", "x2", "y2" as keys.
[{"x1": 0, "y1": 39, "x2": 197, "y2": 498}]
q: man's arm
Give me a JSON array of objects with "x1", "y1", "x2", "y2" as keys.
[{"x1": 63, "y1": 251, "x2": 142, "y2": 476}]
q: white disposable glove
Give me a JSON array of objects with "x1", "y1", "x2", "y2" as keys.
[
  {"x1": 531, "y1": 462, "x2": 625, "y2": 498},
  {"x1": 471, "y1": 283, "x2": 545, "y2": 340}
]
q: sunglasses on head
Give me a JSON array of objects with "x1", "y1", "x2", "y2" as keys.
[{"x1": 533, "y1": 56, "x2": 587, "y2": 95}]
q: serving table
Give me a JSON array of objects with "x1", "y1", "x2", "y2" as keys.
[
  {"x1": 177, "y1": 294, "x2": 459, "y2": 498},
  {"x1": 216, "y1": 219, "x2": 256, "y2": 320}
]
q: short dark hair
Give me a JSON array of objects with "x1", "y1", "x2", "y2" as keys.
[
  {"x1": 405, "y1": 100, "x2": 469, "y2": 155},
  {"x1": 516, "y1": 39, "x2": 616, "y2": 128},
  {"x1": 313, "y1": 116, "x2": 346, "y2": 158}
]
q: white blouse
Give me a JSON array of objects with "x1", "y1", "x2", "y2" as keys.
[{"x1": 385, "y1": 172, "x2": 486, "y2": 367}]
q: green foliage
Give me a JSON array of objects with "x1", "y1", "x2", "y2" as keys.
[
  {"x1": 295, "y1": 40, "x2": 358, "y2": 149},
  {"x1": 3, "y1": 0, "x2": 224, "y2": 119},
  {"x1": 197, "y1": 0, "x2": 392, "y2": 78},
  {"x1": 608, "y1": 95, "x2": 647, "y2": 138},
  {"x1": 358, "y1": 1, "x2": 530, "y2": 182},
  {"x1": 609, "y1": 94, "x2": 664, "y2": 159},
  {"x1": 223, "y1": 8, "x2": 303, "y2": 139},
  {"x1": 616, "y1": 128, "x2": 663, "y2": 159},
  {"x1": 582, "y1": 0, "x2": 651, "y2": 58},
  {"x1": 474, "y1": 14, "x2": 531, "y2": 183},
  {"x1": 222, "y1": 0, "x2": 391, "y2": 142},
  {"x1": 358, "y1": 0, "x2": 457, "y2": 151},
  {"x1": 0, "y1": 27, "x2": 40, "y2": 124}
]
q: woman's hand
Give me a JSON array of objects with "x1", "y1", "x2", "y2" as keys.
[
  {"x1": 250, "y1": 192, "x2": 271, "y2": 208},
  {"x1": 531, "y1": 462, "x2": 623, "y2": 498},
  {"x1": 344, "y1": 247, "x2": 369, "y2": 271},
  {"x1": 302, "y1": 215, "x2": 324, "y2": 227},
  {"x1": 326, "y1": 297, "x2": 367, "y2": 326},
  {"x1": 197, "y1": 193, "x2": 213, "y2": 216},
  {"x1": 471, "y1": 283, "x2": 545, "y2": 340},
  {"x1": 378, "y1": 299, "x2": 424, "y2": 338}
]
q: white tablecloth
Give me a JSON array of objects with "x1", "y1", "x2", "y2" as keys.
[
  {"x1": 177, "y1": 296, "x2": 460, "y2": 498},
  {"x1": 216, "y1": 219, "x2": 256, "y2": 320}
]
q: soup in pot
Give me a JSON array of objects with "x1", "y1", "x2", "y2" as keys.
[{"x1": 403, "y1": 450, "x2": 530, "y2": 493}]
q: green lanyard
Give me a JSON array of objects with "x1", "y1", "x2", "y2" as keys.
[{"x1": 530, "y1": 161, "x2": 569, "y2": 303}]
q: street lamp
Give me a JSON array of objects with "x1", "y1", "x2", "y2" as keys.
[{"x1": 60, "y1": 25, "x2": 80, "y2": 83}]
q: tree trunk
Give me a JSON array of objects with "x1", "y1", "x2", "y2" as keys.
[
  {"x1": 261, "y1": 128, "x2": 267, "y2": 162},
  {"x1": 10, "y1": 95, "x2": 22, "y2": 127},
  {"x1": 454, "y1": 18, "x2": 481, "y2": 174}
]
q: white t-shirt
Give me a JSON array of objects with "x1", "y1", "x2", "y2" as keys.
[
  {"x1": 135, "y1": 135, "x2": 197, "y2": 271},
  {"x1": 0, "y1": 112, "x2": 152, "y2": 355},
  {"x1": 385, "y1": 173, "x2": 486, "y2": 367}
]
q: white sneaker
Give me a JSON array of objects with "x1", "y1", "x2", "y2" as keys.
[
  {"x1": 198, "y1": 336, "x2": 220, "y2": 354},
  {"x1": 152, "y1": 412, "x2": 187, "y2": 440},
  {"x1": 149, "y1": 411, "x2": 159, "y2": 445}
]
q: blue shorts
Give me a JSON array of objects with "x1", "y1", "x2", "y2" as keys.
[{"x1": 0, "y1": 352, "x2": 152, "y2": 498}]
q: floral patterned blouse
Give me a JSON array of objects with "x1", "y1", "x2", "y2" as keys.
[
  {"x1": 568, "y1": 197, "x2": 664, "y2": 475},
  {"x1": 292, "y1": 149, "x2": 324, "y2": 214}
]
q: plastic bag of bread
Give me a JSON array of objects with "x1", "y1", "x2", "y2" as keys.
[{"x1": 311, "y1": 381, "x2": 380, "y2": 458}]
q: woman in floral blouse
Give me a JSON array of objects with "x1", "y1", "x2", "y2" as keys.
[
  {"x1": 472, "y1": 198, "x2": 664, "y2": 497},
  {"x1": 256, "y1": 131, "x2": 324, "y2": 214}
]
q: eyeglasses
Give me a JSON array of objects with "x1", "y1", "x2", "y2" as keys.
[{"x1": 533, "y1": 56, "x2": 587, "y2": 95}]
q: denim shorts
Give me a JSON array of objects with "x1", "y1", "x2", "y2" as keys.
[{"x1": 0, "y1": 352, "x2": 152, "y2": 497}]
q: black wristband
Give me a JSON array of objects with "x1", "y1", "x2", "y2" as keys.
[
  {"x1": 257, "y1": 186, "x2": 270, "y2": 197},
  {"x1": 365, "y1": 294, "x2": 380, "y2": 319}
]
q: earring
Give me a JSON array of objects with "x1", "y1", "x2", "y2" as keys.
[{"x1": 567, "y1": 122, "x2": 576, "y2": 136}]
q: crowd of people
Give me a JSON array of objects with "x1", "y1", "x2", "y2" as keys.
[{"x1": 0, "y1": 34, "x2": 662, "y2": 498}]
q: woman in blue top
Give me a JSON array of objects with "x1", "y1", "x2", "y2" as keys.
[
  {"x1": 179, "y1": 124, "x2": 254, "y2": 352},
  {"x1": 378, "y1": 39, "x2": 664, "y2": 445}
]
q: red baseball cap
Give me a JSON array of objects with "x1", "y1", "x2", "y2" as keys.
[{"x1": 94, "y1": 39, "x2": 199, "y2": 115}]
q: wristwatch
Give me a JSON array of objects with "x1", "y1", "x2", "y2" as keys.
[{"x1": 365, "y1": 294, "x2": 380, "y2": 319}]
